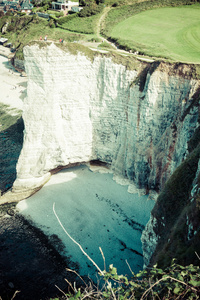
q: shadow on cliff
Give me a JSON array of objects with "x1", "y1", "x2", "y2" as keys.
[
  {"x1": 0, "y1": 115, "x2": 24, "y2": 194},
  {"x1": 2, "y1": 59, "x2": 20, "y2": 73},
  {"x1": 150, "y1": 124, "x2": 200, "y2": 269}
]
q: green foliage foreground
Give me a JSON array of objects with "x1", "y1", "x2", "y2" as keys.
[{"x1": 52, "y1": 260, "x2": 200, "y2": 299}]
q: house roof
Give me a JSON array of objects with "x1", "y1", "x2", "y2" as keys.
[
  {"x1": 4, "y1": 1, "x2": 18, "y2": 4},
  {"x1": 2, "y1": 0, "x2": 19, "y2": 3},
  {"x1": 0, "y1": 37, "x2": 8, "y2": 44},
  {"x1": 20, "y1": 0, "x2": 33, "y2": 9}
]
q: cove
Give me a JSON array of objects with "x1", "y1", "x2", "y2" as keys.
[{"x1": 17, "y1": 165, "x2": 155, "y2": 280}]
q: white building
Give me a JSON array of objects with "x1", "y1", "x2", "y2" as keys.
[{"x1": 52, "y1": 0, "x2": 79, "y2": 12}]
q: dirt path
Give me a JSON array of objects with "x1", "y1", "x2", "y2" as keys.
[
  {"x1": 96, "y1": 6, "x2": 111, "y2": 39},
  {"x1": 28, "y1": 8, "x2": 155, "y2": 63},
  {"x1": 94, "y1": 6, "x2": 155, "y2": 62}
]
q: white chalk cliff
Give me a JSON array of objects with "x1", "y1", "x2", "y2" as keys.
[{"x1": 12, "y1": 43, "x2": 199, "y2": 198}]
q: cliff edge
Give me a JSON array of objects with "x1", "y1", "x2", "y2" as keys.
[
  {"x1": 0, "y1": 42, "x2": 198, "y2": 200},
  {"x1": 1, "y1": 42, "x2": 200, "y2": 267}
]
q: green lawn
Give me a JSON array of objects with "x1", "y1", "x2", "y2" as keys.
[
  {"x1": 58, "y1": 14, "x2": 99, "y2": 34},
  {"x1": 110, "y1": 4, "x2": 200, "y2": 63}
]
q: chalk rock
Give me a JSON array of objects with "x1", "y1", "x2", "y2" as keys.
[{"x1": 13, "y1": 43, "x2": 199, "y2": 195}]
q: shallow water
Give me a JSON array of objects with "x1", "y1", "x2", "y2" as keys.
[{"x1": 17, "y1": 165, "x2": 155, "y2": 280}]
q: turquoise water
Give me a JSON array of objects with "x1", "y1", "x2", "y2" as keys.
[{"x1": 17, "y1": 165, "x2": 155, "y2": 280}]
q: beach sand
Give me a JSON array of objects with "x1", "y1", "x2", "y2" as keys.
[{"x1": 0, "y1": 55, "x2": 27, "y2": 113}]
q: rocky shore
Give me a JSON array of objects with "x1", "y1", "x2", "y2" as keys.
[
  {"x1": 0, "y1": 51, "x2": 80, "y2": 299},
  {"x1": 0, "y1": 203, "x2": 79, "y2": 300}
]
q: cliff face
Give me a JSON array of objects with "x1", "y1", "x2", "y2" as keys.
[
  {"x1": 0, "y1": 106, "x2": 24, "y2": 195},
  {"x1": 142, "y1": 126, "x2": 200, "y2": 268},
  {"x1": 12, "y1": 43, "x2": 199, "y2": 199},
  {"x1": 2, "y1": 42, "x2": 199, "y2": 267}
]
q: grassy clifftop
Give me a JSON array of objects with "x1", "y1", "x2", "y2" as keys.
[
  {"x1": 0, "y1": 0, "x2": 200, "y2": 63},
  {"x1": 101, "y1": 0, "x2": 200, "y2": 63}
]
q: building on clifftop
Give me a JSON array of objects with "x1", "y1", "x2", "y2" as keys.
[
  {"x1": 51, "y1": 0, "x2": 79, "y2": 14},
  {"x1": 20, "y1": 0, "x2": 33, "y2": 14}
]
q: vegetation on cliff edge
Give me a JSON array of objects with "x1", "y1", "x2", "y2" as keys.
[
  {"x1": 49, "y1": 260, "x2": 200, "y2": 299},
  {"x1": 0, "y1": 0, "x2": 200, "y2": 63}
]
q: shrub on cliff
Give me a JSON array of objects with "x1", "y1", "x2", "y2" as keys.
[
  {"x1": 48, "y1": 19, "x2": 55, "y2": 28},
  {"x1": 79, "y1": 3, "x2": 103, "y2": 17},
  {"x1": 57, "y1": 14, "x2": 78, "y2": 25},
  {"x1": 57, "y1": 13, "x2": 98, "y2": 34},
  {"x1": 51, "y1": 260, "x2": 200, "y2": 299}
]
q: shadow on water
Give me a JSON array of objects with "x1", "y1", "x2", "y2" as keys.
[{"x1": 0, "y1": 203, "x2": 82, "y2": 300}]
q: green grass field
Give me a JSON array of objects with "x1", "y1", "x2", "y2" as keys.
[
  {"x1": 58, "y1": 14, "x2": 99, "y2": 34},
  {"x1": 110, "y1": 4, "x2": 200, "y2": 63}
]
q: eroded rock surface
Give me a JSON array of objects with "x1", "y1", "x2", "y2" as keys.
[
  {"x1": 11, "y1": 43, "x2": 199, "y2": 198},
  {"x1": 1, "y1": 42, "x2": 200, "y2": 270}
]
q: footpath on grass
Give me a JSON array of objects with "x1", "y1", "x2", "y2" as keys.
[
  {"x1": 30, "y1": 6, "x2": 155, "y2": 63},
  {"x1": 0, "y1": 6, "x2": 155, "y2": 65},
  {"x1": 89, "y1": 5, "x2": 155, "y2": 62},
  {"x1": 97, "y1": 6, "x2": 111, "y2": 39}
]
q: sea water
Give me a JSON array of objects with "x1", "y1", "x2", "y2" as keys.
[{"x1": 17, "y1": 165, "x2": 155, "y2": 280}]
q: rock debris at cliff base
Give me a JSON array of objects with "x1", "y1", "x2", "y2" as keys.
[{"x1": 0, "y1": 207, "x2": 80, "y2": 300}]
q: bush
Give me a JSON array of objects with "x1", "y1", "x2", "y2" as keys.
[
  {"x1": 48, "y1": 19, "x2": 55, "y2": 28},
  {"x1": 98, "y1": 41, "x2": 116, "y2": 49},
  {"x1": 49, "y1": 14, "x2": 57, "y2": 21},
  {"x1": 42, "y1": 4, "x2": 49, "y2": 11},
  {"x1": 57, "y1": 13, "x2": 97, "y2": 34},
  {"x1": 57, "y1": 13, "x2": 78, "y2": 25},
  {"x1": 52, "y1": 260, "x2": 200, "y2": 299},
  {"x1": 38, "y1": 7, "x2": 44, "y2": 12},
  {"x1": 15, "y1": 49, "x2": 24, "y2": 60},
  {"x1": 5, "y1": 10, "x2": 13, "y2": 16},
  {"x1": 6, "y1": 22, "x2": 15, "y2": 32},
  {"x1": 55, "y1": 11, "x2": 64, "y2": 18},
  {"x1": 79, "y1": 3, "x2": 103, "y2": 17},
  {"x1": 112, "y1": 1, "x2": 119, "y2": 7}
]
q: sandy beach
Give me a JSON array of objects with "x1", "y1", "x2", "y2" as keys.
[{"x1": 0, "y1": 54, "x2": 27, "y2": 113}]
